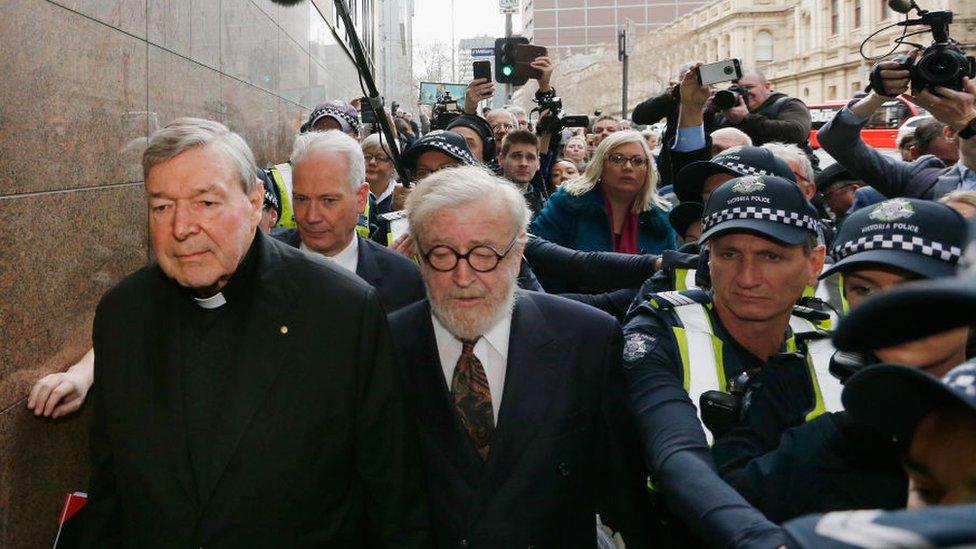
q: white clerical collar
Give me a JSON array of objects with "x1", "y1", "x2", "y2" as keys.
[
  {"x1": 194, "y1": 292, "x2": 227, "y2": 309},
  {"x1": 300, "y1": 233, "x2": 359, "y2": 273},
  {"x1": 371, "y1": 181, "x2": 395, "y2": 204}
]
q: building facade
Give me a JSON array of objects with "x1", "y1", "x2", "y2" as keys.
[
  {"x1": 378, "y1": 0, "x2": 416, "y2": 110},
  {"x1": 0, "y1": 1, "x2": 394, "y2": 546},
  {"x1": 516, "y1": 0, "x2": 975, "y2": 117},
  {"x1": 522, "y1": 0, "x2": 710, "y2": 57}
]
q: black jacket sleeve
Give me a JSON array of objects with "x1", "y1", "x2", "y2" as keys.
[
  {"x1": 737, "y1": 98, "x2": 812, "y2": 145},
  {"x1": 559, "y1": 288, "x2": 640, "y2": 321},
  {"x1": 524, "y1": 235, "x2": 659, "y2": 291},
  {"x1": 597, "y1": 321, "x2": 655, "y2": 547},
  {"x1": 354, "y1": 290, "x2": 431, "y2": 548},
  {"x1": 668, "y1": 135, "x2": 713, "y2": 181},
  {"x1": 632, "y1": 92, "x2": 676, "y2": 126}
]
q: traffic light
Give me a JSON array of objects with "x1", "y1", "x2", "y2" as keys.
[{"x1": 495, "y1": 36, "x2": 529, "y2": 85}]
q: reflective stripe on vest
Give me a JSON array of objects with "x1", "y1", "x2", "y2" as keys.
[
  {"x1": 357, "y1": 199, "x2": 371, "y2": 238},
  {"x1": 788, "y1": 316, "x2": 844, "y2": 420},
  {"x1": 670, "y1": 305, "x2": 843, "y2": 444},
  {"x1": 673, "y1": 267, "x2": 700, "y2": 291},
  {"x1": 269, "y1": 164, "x2": 296, "y2": 229},
  {"x1": 671, "y1": 302, "x2": 725, "y2": 445}
]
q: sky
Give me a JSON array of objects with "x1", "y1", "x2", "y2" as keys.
[{"x1": 412, "y1": 0, "x2": 522, "y2": 79}]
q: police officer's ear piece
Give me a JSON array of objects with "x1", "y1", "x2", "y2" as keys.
[{"x1": 829, "y1": 350, "x2": 877, "y2": 384}]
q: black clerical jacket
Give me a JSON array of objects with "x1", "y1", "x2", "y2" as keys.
[{"x1": 77, "y1": 231, "x2": 429, "y2": 548}]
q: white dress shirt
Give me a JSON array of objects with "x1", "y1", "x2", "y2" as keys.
[
  {"x1": 300, "y1": 233, "x2": 359, "y2": 274},
  {"x1": 431, "y1": 311, "x2": 513, "y2": 424}
]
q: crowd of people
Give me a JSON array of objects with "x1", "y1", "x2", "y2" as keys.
[{"x1": 28, "y1": 51, "x2": 976, "y2": 548}]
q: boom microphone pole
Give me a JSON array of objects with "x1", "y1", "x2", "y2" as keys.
[{"x1": 333, "y1": 0, "x2": 412, "y2": 184}]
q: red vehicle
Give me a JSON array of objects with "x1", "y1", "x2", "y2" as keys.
[{"x1": 808, "y1": 97, "x2": 926, "y2": 149}]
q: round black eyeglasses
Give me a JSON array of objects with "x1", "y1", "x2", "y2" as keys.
[{"x1": 420, "y1": 234, "x2": 520, "y2": 272}]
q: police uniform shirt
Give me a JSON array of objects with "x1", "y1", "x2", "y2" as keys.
[
  {"x1": 620, "y1": 296, "x2": 789, "y2": 546},
  {"x1": 623, "y1": 298, "x2": 813, "y2": 433}
]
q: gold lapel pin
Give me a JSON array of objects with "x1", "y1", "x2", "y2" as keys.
[{"x1": 280, "y1": 325, "x2": 289, "y2": 335}]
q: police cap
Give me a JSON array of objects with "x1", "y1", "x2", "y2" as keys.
[
  {"x1": 821, "y1": 198, "x2": 966, "y2": 280},
  {"x1": 401, "y1": 130, "x2": 478, "y2": 174},
  {"x1": 699, "y1": 174, "x2": 819, "y2": 246},
  {"x1": 833, "y1": 218, "x2": 976, "y2": 352},
  {"x1": 258, "y1": 168, "x2": 281, "y2": 220},
  {"x1": 842, "y1": 361, "x2": 976, "y2": 443},
  {"x1": 674, "y1": 145, "x2": 796, "y2": 203}
]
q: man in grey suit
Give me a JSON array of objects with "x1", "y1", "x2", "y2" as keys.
[{"x1": 272, "y1": 130, "x2": 426, "y2": 313}]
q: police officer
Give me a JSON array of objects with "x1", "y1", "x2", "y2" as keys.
[
  {"x1": 622, "y1": 174, "x2": 837, "y2": 547},
  {"x1": 712, "y1": 202, "x2": 969, "y2": 523}
]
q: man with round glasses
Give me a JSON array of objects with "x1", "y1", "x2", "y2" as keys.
[{"x1": 388, "y1": 165, "x2": 651, "y2": 548}]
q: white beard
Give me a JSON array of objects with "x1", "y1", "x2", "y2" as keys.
[{"x1": 427, "y1": 276, "x2": 518, "y2": 341}]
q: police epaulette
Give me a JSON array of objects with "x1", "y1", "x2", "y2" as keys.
[{"x1": 645, "y1": 289, "x2": 711, "y2": 310}]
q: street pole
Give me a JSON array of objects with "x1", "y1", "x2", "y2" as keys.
[
  {"x1": 622, "y1": 54, "x2": 629, "y2": 119},
  {"x1": 505, "y1": 11, "x2": 513, "y2": 102},
  {"x1": 619, "y1": 29, "x2": 628, "y2": 119},
  {"x1": 451, "y1": 0, "x2": 456, "y2": 82}
]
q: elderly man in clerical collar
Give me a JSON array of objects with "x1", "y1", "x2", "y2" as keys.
[{"x1": 77, "y1": 117, "x2": 429, "y2": 547}]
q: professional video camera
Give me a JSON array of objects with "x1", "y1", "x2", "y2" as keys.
[
  {"x1": 712, "y1": 84, "x2": 749, "y2": 110},
  {"x1": 532, "y1": 94, "x2": 589, "y2": 134},
  {"x1": 864, "y1": 0, "x2": 975, "y2": 93},
  {"x1": 430, "y1": 91, "x2": 461, "y2": 131}
]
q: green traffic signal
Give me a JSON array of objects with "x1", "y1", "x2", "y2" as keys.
[{"x1": 502, "y1": 65, "x2": 514, "y2": 76}]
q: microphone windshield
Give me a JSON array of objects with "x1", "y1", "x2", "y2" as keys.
[{"x1": 887, "y1": 0, "x2": 914, "y2": 14}]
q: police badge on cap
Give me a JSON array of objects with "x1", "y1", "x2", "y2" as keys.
[
  {"x1": 699, "y1": 175, "x2": 819, "y2": 246},
  {"x1": 868, "y1": 198, "x2": 914, "y2": 222},
  {"x1": 822, "y1": 198, "x2": 966, "y2": 280}
]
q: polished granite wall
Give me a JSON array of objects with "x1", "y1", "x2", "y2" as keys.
[{"x1": 0, "y1": 0, "x2": 366, "y2": 545}]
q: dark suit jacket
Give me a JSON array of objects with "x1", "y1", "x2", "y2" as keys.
[
  {"x1": 79, "y1": 231, "x2": 428, "y2": 548},
  {"x1": 271, "y1": 229, "x2": 425, "y2": 313},
  {"x1": 389, "y1": 291, "x2": 652, "y2": 549}
]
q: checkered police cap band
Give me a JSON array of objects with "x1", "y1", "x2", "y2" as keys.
[
  {"x1": 424, "y1": 137, "x2": 477, "y2": 164},
  {"x1": 306, "y1": 105, "x2": 360, "y2": 132},
  {"x1": 831, "y1": 233, "x2": 963, "y2": 264},
  {"x1": 716, "y1": 161, "x2": 776, "y2": 177},
  {"x1": 702, "y1": 206, "x2": 819, "y2": 233}
]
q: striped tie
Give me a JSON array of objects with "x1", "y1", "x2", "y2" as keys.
[{"x1": 452, "y1": 338, "x2": 494, "y2": 461}]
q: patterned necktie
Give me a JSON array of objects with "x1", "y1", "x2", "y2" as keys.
[{"x1": 451, "y1": 338, "x2": 494, "y2": 461}]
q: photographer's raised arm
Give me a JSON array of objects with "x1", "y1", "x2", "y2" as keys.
[
  {"x1": 532, "y1": 55, "x2": 557, "y2": 152},
  {"x1": 463, "y1": 78, "x2": 494, "y2": 115},
  {"x1": 669, "y1": 64, "x2": 713, "y2": 172},
  {"x1": 909, "y1": 77, "x2": 976, "y2": 172},
  {"x1": 817, "y1": 60, "x2": 924, "y2": 198}
]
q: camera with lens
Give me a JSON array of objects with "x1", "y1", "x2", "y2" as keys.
[
  {"x1": 533, "y1": 93, "x2": 589, "y2": 134},
  {"x1": 867, "y1": 1, "x2": 975, "y2": 94},
  {"x1": 430, "y1": 91, "x2": 461, "y2": 131},
  {"x1": 712, "y1": 84, "x2": 749, "y2": 111}
]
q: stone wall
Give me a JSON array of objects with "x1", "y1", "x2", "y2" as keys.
[{"x1": 0, "y1": 0, "x2": 369, "y2": 545}]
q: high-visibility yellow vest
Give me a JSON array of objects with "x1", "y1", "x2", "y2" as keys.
[
  {"x1": 268, "y1": 163, "x2": 296, "y2": 229},
  {"x1": 646, "y1": 290, "x2": 843, "y2": 445}
]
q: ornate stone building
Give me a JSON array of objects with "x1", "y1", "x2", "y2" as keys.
[{"x1": 516, "y1": 0, "x2": 976, "y2": 117}]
